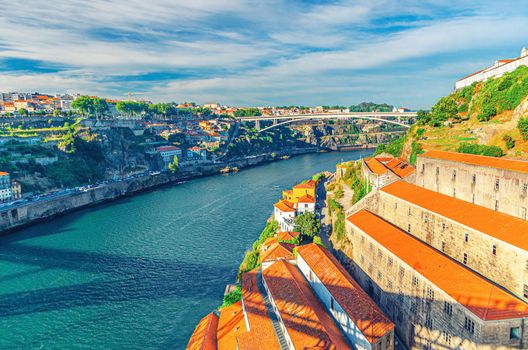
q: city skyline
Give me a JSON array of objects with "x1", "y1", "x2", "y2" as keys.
[{"x1": 0, "y1": 1, "x2": 527, "y2": 108}]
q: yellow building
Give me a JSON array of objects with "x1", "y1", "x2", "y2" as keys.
[{"x1": 282, "y1": 179, "x2": 317, "y2": 202}]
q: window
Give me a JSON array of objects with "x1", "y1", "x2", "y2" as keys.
[
  {"x1": 523, "y1": 183, "x2": 528, "y2": 195},
  {"x1": 510, "y1": 327, "x2": 521, "y2": 340},
  {"x1": 436, "y1": 167, "x2": 439, "y2": 175},
  {"x1": 360, "y1": 255, "x2": 365, "y2": 263},
  {"x1": 472, "y1": 174, "x2": 476, "y2": 184},
  {"x1": 309, "y1": 270, "x2": 314, "y2": 282},
  {"x1": 421, "y1": 164, "x2": 425, "y2": 173},
  {"x1": 522, "y1": 207, "x2": 527, "y2": 220},
  {"x1": 377, "y1": 271, "x2": 382, "y2": 280},
  {"x1": 387, "y1": 257, "x2": 393, "y2": 267},
  {"x1": 330, "y1": 297, "x2": 335, "y2": 311},
  {"x1": 412, "y1": 276, "x2": 419, "y2": 287},
  {"x1": 524, "y1": 284, "x2": 528, "y2": 299},
  {"x1": 442, "y1": 331, "x2": 452, "y2": 345},
  {"x1": 453, "y1": 188, "x2": 456, "y2": 197},
  {"x1": 424, "y1": 340, "x2": 432, "y2": 350},
  {"x1": 386, "y1": 336, "x2": 391, "y2": 349},
  {"x1": 444, "y1": 302, "x2": 453, "y2": 316},
  {"x1": 464, "y1": 317, "x2": 475, "y2": 334},
  {"x1": 387, "y1": 280, "x2": 392, "y2": 289},
  {"x1": 378, "y1": 249, "x2": 382, "y2": 258},
  {"x1": 410, "y1": 301, "x2": 417, "y2": 313},
  {"x1": 425, "y1": 315, "x2": 433, "y2": 328},
  {"x1": 495, "y1": 200, "x2": 499, "y2": 211},
  {"x1": 452, "y1": 170, "x2": 456, "y2": 180},
  {"x1": 408, "y1": 224, "x2": 411, "y2": 233},
  {"x1": 463, "y1": 253, "x2": 468, "y2": 265},
  {"x1": 399, "y1": 267, "x2": 405, "y2": 279},
  {"x1": 427, "y1": 288, "x2": 435, "y2": 301},
  {"x1": 408, "y1": 207, "x2": 411, "y2": 216},
  {"x1": 472, "y1": 194, "x2": 475, "y2": 204},
  {"x1": 492, "y1": 245, "x2": 497, "y2": 255},
  {"x1": 394, "y1": 202, "x2": 398, "y2": 209},
  {"x1": 495, "y1": 178, "x2": 500, "y2": 190},
  {"x1": 464, "y1": 233, "x2": 469, "y2": 242},
  {"x1": 441, "y1": 241, "x2": 446, "y2": 252},
  {"x1": 441, "y1": 222, "x2": 446, "y2": 231}
]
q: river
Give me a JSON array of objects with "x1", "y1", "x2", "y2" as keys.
[{"x1": 0, "y1": 150, "x2": 371, "y2": 349}]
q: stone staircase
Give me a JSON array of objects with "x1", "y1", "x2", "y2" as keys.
[{"x1": 256, "y1": 270, "x2": 289, "y2": 350}]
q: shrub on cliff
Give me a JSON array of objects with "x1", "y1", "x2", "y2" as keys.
[
  {"x1": 220, "y1": 285, "x2": 242, "y2": 308},
  {"x1": 457, "y1": 143, "x2": 503, "y2": 157},
  {"x1": 518, "y1": 116, "x2": 528, "y2": 141}
]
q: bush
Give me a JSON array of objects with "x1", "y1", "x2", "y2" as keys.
[
  {"x1": 503, "y1": 135, "x2": 515, "y2": 150},
  {"x1": 294, "y1": 212, "x2": 321, "y2": 238},
  {"x1": 312, "y1": 236, "x2": 325, "y2": 246},
  {"x1": 457, "y1": 143, "x2": 503, "y2": 157},
  {"x1": 518, "y1": 116, "x2": 528, "y2": 141},
  {"x1": 477, "y1": 99, "x2": 496, "y2": 121},
  {"x1": 221, "y1": 285, "x2": 242, "y2": 308}
]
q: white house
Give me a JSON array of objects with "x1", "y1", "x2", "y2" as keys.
[
  {"x1": 455, "y1": 47, "x2": 528, "y2": 90},
  {"x1": 156, "y1": 145, "x2": 182, "y2": 169},
  {"x1": 293, "y1": 194, "x2": 316, "y2": 214},
  {"x1": 273, "y1": 199, "x2": 296, "y2": 231}
]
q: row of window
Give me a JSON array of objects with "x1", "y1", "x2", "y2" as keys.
[{"x1": 429, "y1": 165, "x2": 528, "y2": 194}]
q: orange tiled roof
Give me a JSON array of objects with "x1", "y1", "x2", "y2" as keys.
[
  {"x1": 186, "y1": 312, "x2": 219, "y2": 350},
  {"x1": 260, "y1": 242, "x2": 294, "y2": 263},
  {"x1": 384, "y1": 158, "x2": 415, "y2": 178},
  {"x1": 273, "y1": 199, "x2": 295, "y2": 212},
  {"x1": 293, "y1": 179, "x2": 317, "y2": 189},
  {"x1": 297, "y1": 244, "x2": 394, "y2": 344},
  {"x1": 217, "y1": 301, "x2": 246, "y2": 350},
  {"x1": 421, "y1": 149, "x2": 528, "y2": 173},
  {"x1": 262, "y1": 260, "x2": 350, "y2": 349},
  {"x1": 347, "y1": 210, "x2": 528, "y2": 321},
  {"x1": 381, "y1": 181, "x2": 528, "y2": 251},
  {"x1": 364, "y1": 157, "x2": 388, "y2": 175},
  {"x1": 277, "y1": 231, "x2": 300, "y2": 241},
  {"x1": 237, "y1": 270, "x2": 280, "y2": 350},
  {"x1": 0, "y1": 171, "x2": 9, "y2": 176},
  {"x1": 297, "y1": 194, "x2": 315, "y2": 203}
]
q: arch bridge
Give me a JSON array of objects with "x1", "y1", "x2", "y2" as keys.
[{"x1": 237, "y1": 112, "x2": 416, "y2": 132}]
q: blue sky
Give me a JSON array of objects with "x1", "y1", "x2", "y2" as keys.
[{"x1": 0, "y1": 0, "x2": 527, "y2": 108}]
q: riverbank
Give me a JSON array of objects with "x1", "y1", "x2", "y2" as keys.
[{"x1": 0, "y1": 146, "x2": 329, "y2": 233}]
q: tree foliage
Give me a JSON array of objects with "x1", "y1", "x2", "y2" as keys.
[
  {"x1": 457, "y1": 143, "x2": 503, "y2": 157},
  {"x1": 168, "y1": 155, "x2": 179, "y2": 173},
  {"x1": 518, "y1": 116, "x2": 528, "y2": 141},
  {"x1": 294, "y1": 212, "x2": 321, "y2": 238}
]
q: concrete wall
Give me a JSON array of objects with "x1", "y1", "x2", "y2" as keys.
[
  {"x1": 378, "y1": 191, "x2": 528, "y2": 302},
  {"x1": 344, "y1": 219, "x2": 528, "y2": 350},
  {"x1": 415, "y1": 156, "x2": 528, "y2": 220}
]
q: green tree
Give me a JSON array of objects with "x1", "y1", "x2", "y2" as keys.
[
  {"x1": 18, "y1": 108, "x2": 28, "y2": 116},
  {"x1": 92, "y1": 98, "x2": 109, "y2": 119},
  {"x1": 71, "y1": 96, "x2": 94, "y2": 117},
  {"x1": 294, "y1": 212, "x2": 321, "y2": 238},
  {"x1": 503, "y1": 135, "x2": 515, "y2": 150},
  {"x1": 168, "y1": 155, "x2": 179, "y2": 173},
  {"x1": 52, "y1": 110, "x2": 62, "y2": 117},
  {"x1": 430, "y1": 96, "x2": 458, "y2": 123},
  {"x1": 518, "y1": 116, "x2": 528, "y2": 141}
]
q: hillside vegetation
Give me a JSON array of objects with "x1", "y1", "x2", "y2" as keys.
[{"x1": 379, "y1": 66, "x2": 528, "y2": 161}]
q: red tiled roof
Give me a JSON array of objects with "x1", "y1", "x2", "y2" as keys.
[
  {"x1": 262, "y1": 260, "x2": 350, "y2": 349},
  {"x1": 297, "y1": 244, "x2": 394, "y2": 344},
  {"x1": 274, "y1": 199, "x2": 295, "y2": 212},
  {"x1": 381, "y1": 181, "x2": 528, "y2": 251},
  {"x1": 157, "y1": 146, "x2": 180, "y2": 152},
  {"x1": 260, "y1": 242, "x2": 294, "y2": 263},
  {"x1": 384, "y1": 158, "x2": 415, "y2": 178},
  {"x1": 364, "y1": 157, "x2": 388, "y2": 175},
  {"x1": 420, "y1": 150, "x2": 528, "y2": 173},
  {"x1": 277, "y1": 231, "x2": 300, "y2": 241},
  {"x1": 217, "y1": 301, "x2": 246, "y2": 350},
  {"x1": 186, "y1": 312, "x2": 219, "y2": 350},
  {"x1": 297, "y1": 194, "x2": 315, "y2": 203},
  {"x1": 347, "y1": 210, "x2": 528, "y2": 321},
  {"x1": 237, "y1": 270, "x2": 280, "y2": 350},
  {"x1": 293, "y1": 179, "x2": 317, "y2": 189}
]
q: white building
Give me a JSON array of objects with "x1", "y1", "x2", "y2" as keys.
[
  {"x1": 0, "y1": 172, "x2": 12, "y2": 202},
  {"x1": 455, "y1": 47, "x2": 528, "y2": 90},
  {"x1": 293, "y1": 194, "x2": 316, "y2": 214},
  {"x1": 273, "y1": 199, "x2": 296, "y2": 231},
  {"x1": 156, "y1": 145, "x2": 182, "y2": 169}
]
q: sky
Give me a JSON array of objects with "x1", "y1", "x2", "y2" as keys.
[{"x1": 0, "y1": 1, "x2": 527, "y2": 108}]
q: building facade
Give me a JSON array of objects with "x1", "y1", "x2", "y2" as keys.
[
  {"x1": 346, "y1": 209, "x2": 528, "y2": 350},
  {"x1": 455, "y1": 47, "x2": 528, "y2": 90},
  {"x1": 0, "y1": 172, "x2": 12, "y2": 202},
  {"x1": 378, "y1": 180, "x2": 528, "y2": 303},
  {"x1": 415, "y1": 150, "x2": 528, "y2": 219}
]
